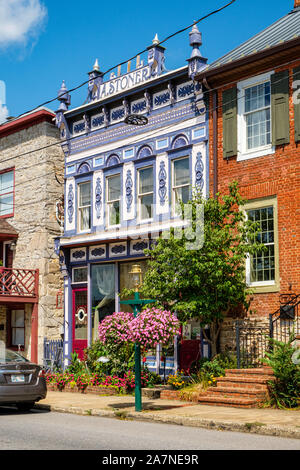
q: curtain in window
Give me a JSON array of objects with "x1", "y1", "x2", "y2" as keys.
[{"x1": 92, "y1": 264, "x2": 115, "y2": 341}]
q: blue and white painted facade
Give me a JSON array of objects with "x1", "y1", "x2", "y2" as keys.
[{"x1": 56, "y1": 25, "x2": 210, "y2": 370}]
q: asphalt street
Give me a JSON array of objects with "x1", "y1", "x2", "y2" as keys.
[{"x1": 0, "y1": 407, "x2": 300, "y2": 451}]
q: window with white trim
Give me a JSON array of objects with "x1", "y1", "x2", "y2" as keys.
[
  {"x1": 138, "y1": 167, "x2": 153, "y2": 221},
  {"x1": 245, "y1": 198, "x2": 279, "y2": 292},
  {"x1": 78, "y1": 182, "x2": 91, "y2": 232},
  {"x1": 72, "y1": 267, "x2": 88, "y2": 284},
  {"x1": 11, "y1": 310, "x2": 25, "y2": 347},
  {"x1": 238, "y1": 72, "x2": 274, "y2": 161},
  {"x1": 107, "y1": 174, "x2": 121, "y2": 226},
  {"x1": 172, "y1": 157, "x2": 190, "y2": 214},
  {"x1": 0, "y1": 170, "x2": 14, "y2": 217}
]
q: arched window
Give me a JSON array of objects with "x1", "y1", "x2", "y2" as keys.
[
  {"x1": 77, "y1": 162, "x2": 91, "y2": 174},
  {"x1": 106, "y1": 154, "x2": 120, "y2": 167},
  {"x1": 172, "y1": 134, "x2": 189, "y2": 149},
  {"x1": 137, "y1": 145, "x2": 153, "y2": 159}
]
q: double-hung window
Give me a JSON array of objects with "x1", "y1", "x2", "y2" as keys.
[
  {"x1": 245, "y1": 197, "x2": 279, "y2": 292},
  {"x1": 172, "y1": 157, "x2": 190, "y2": 213},
  {"x1": 107, "y1": 174, "x2": 121, "y2": 226},
  {"x1": 238, "y1": 73, "x2": 274, "y2": 160},
  {"x1": 78, "y1": 182, "x2": 91, "y2": 232},
  {"x1": 11, "y1": 310, "x2": 25, "y2": 347},
  {"x1": 138, "y1": 167, "x2": 153, "y2": 221},
  {"x1": 0, "y1": 169, "x2": 14, "y2": 218}
]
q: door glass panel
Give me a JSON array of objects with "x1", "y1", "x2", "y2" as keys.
[{"x1": 74, "y1": 290, "x2": 88, "y2": 340}]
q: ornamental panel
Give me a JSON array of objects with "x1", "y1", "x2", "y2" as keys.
[
  {"x1": 109, "y1": 242, "x2": 127, "y2": 258},
  {"x1": 70, "y1": 247, "x2": 87, "y2": 262},
  {"x1": 89, "y1": 245, "x2": 106, "y2": 260}
]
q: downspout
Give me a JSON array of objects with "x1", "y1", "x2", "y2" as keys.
[
  {"x1": 31, "y1": 269, "x2": 39, "y2": 363},
  {"x1": 203, "y1": 77, "x2": 218, "y2": 198},
  {"x1": 212, "y1": 90, "x2": 218, "y2": 198}
]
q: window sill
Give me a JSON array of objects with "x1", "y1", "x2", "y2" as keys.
[
  {"x1": 247, "y1": 282, "x2": 280, "y2": 294},
  {"x1": 237, "y1": 145, "x2": 275, "y2": 162}
]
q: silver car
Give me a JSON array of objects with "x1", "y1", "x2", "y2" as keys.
[{"x1": 0, "y1": 348, "x2": 47, "y2": 411}]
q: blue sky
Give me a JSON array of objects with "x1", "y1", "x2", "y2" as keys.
[{"x1": 0, "y1": 0, "x2": 292, "y2": 119}]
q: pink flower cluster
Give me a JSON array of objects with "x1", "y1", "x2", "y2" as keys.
[
  {"x1": 98, "y1": 311, "x2": 134, "y2": 344},
  {"x1": 98, "y1": 307, "x2": 180, "y2": 349}
]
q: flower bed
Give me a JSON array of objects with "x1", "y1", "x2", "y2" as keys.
[{"x1": 45, "y1": 370, "x2": 156, "y2": 395}]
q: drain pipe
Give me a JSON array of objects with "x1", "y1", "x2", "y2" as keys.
[{"x1": 203, "y1": 77, "x2": 218, "y2": 198}]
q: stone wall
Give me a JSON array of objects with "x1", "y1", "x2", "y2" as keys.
[{"x1": 0, "y1": 119, "x2": 65, "y2": 362}]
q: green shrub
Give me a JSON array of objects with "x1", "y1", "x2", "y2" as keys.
[
  {"x1": 66, "y1": 352, "x2": 87, "y2": 376},
  {"x1": 84, "y1": 340, "x2": 135, "y2": 377},
  {"x1": 262, "y1": 336, "x2": 300, "y2": 409},
  {"x1": 188, "y1": 353, "x2": 237, "y2": 388}
]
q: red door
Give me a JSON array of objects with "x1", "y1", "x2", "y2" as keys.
[{"x1": 72, "y1": 288, "x2": 88, "y2": 360}]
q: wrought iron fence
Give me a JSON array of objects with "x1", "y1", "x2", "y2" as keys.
[
  {"x1": 235, "y1": 294, "x2": 300, "y2": 368},
  {"x1": 43, "y1": 338, "x2": 63, "y2": 372},
  {"x1": 235, "y1": 320, "x2": 270, "y2": 368},
  {"x1": 270, "y1": 294, "x2": 300, "y2": 344}
]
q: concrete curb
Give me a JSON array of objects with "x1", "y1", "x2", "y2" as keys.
[{"x1": 34, "y1": 403, "x2": 300, "y2": 440}]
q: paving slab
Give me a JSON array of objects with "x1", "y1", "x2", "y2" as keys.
[{"x1": 35, "y1": 391, "x2": 300, "y2": 440}]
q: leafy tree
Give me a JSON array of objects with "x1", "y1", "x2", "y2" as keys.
[{"x1": 137, "y1": 182, "x2": 265, "y2": 357}]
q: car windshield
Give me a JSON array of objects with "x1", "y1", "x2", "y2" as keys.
[{"x1": 0, "y1": 346, "x2": 28, "y2": 364}]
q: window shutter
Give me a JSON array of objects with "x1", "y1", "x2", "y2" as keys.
[
  {"x1": 293, "y1": 66, "x2": 300, "y2": 142},
  {"x1": 271, "y1": 70, "x2": 290, "y2": 146},
  {"x1": 222, "y1": 87, "x2": 237, "y2": 159}
]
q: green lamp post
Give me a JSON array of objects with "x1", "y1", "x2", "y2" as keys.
[{"x1": 120, "y1": 264, "x2": 155, "y2": 412}]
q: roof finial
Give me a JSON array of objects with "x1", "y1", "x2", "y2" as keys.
[
  {"x1": 152, "y1": 33, "x2": 159, "y2": 45},
  {"x1": 93, "y1": 59, "x2": 100, "y2": 72}
]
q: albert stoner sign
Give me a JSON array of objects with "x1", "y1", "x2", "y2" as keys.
[{"x1": 98, "y1": 65, "x2": 155, "y2": 100}]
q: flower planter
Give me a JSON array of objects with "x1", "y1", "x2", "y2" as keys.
[{"x1": 46, "y1": 383, "x2": 118, "y2": 395}]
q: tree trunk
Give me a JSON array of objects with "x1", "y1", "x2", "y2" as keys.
[{"x1": 203, "y1": 320, "x2": 222, "y2": 358}]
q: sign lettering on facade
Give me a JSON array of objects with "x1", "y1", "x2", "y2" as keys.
[{"x1": 98, "y1": 66, "x2": 154, "y2": 100}]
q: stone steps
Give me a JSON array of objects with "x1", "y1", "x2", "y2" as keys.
[{"x1": 197, "y1": 367, "x2": 274, "y2": 409}]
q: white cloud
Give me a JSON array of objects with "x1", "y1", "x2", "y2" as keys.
[{"x1": 0, "y1": 0, "x2": 47, "y2": 48}]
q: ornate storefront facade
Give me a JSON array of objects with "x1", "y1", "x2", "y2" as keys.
[{"x1": 56, "y1": 25, "x2": 210, "y2": 370}]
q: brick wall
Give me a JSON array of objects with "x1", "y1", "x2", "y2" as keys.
[{"x1": 209, "y1": 60, "x2": 300, "y2": 319}]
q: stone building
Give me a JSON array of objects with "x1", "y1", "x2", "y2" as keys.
[
  {"x1": 0, "y1": 108, "x2": 64, "y2": 363},
  {"x1": 56, "y1": 26, "x2": 211, "y2": 371},
  {"x1": 195, "y1": 0, "x2": 300, "y2": 356}
]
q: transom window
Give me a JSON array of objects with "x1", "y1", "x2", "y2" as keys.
[
  {"x1": 78, "y1": 182, "x2": 91, "y2": 232},
  {"x1": 72, "y1": 267, "x2": 88, "y2": 284},
  {"x1": 0, "y1": 170, "x2": 14, "y2": 217},
  {"x1": 247, "y1": 206, "x2": 275, "y2": 283},
  {"x1": 172, "y1": 157, "x2": 190, "y2": 213},
  {"x1": 107, "y1": 174, "x2": 121, "y2": 226},
  {"x1": 244, "y1": 81, "x2": 271, "y2": 151},
  {"x1": 138, "y1": 167, "x2": 153, "y2": 221}
]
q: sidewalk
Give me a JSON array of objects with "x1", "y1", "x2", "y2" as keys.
[{"x1": 35, "y1": 391, "x2": 300, "y2": 440}]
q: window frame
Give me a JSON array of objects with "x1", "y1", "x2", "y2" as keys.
[
  {"x1": 77, "y1": 181, "x2": 91, "y2": 233},
  {"x1": 237, "y1": 72, "x2": 275, "y2": 161},
  {"x1": 137, "y1": 165, "x2": 154, "y2": 223},
  {"x1": 7, "y1": 309, "x2": 25, "y2": 350},
  {"x1": 171, "y1": 156, "x2": 190, "y2": 215},
  {"x1": 106, "y1": 173, "x2": 121, "y2": 228},
  {"x1": 0, "y1": 168, "x2": 15, "y2": 219},
  {"x1": 72, "y1": 267, "x2": 88, "y2": 285},
  {"x1": 244, "y1": 196, "x2": 280, "y2": 293}
]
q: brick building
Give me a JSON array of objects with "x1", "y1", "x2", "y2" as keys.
[
  {"x1": 0, "y1": 108, "x2": 64, "y2": 363},
  {"x1": 196, "y1": 1, "x2": 300, "y2": 350}
]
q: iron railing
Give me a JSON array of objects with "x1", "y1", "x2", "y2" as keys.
[
  {"x1": 269, "y1": 294, "x2": 300, "y2": 344},
  {"x1": 235, "y1": 294, "x2": 300, "y2": 368}
]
